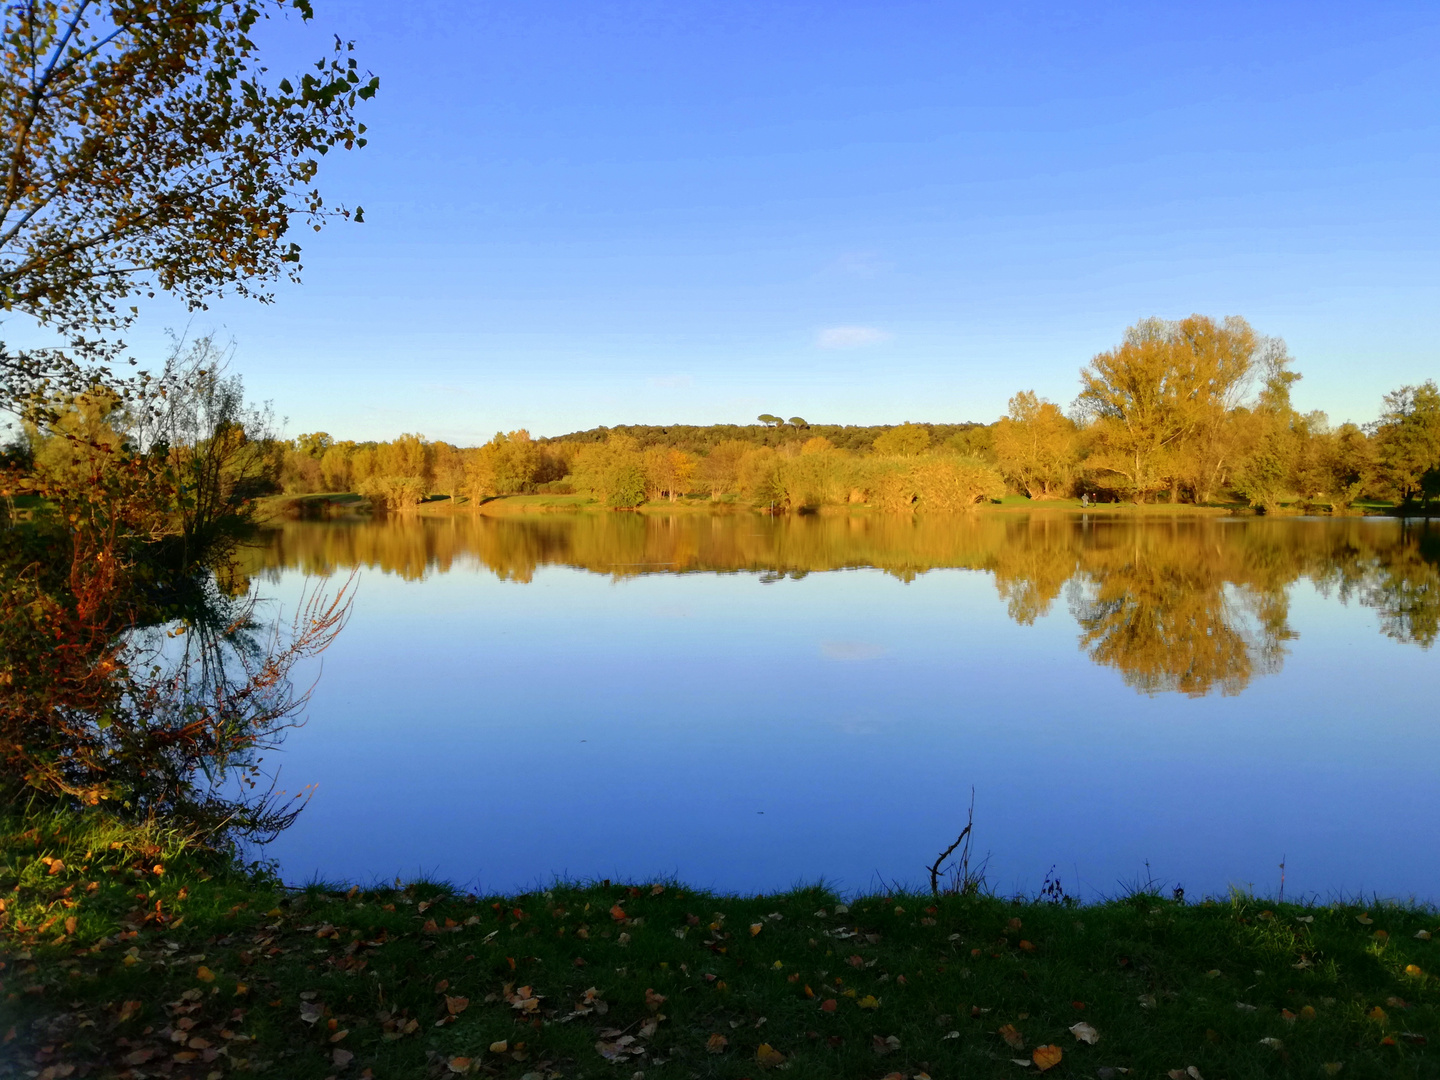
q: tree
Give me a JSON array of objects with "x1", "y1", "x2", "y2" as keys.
[
  {"x1": 1, "y1": 0, "x2": 375, "y2": 410},
  {"x1": 757, "y1": 414, "x2": 783, "y2": 427},
  {"x1": 992, "y1": 391, "x2": 1077, "y2": 499},
  {"x1": 788, "y1": 416, "x2": 809, "y2": 429},
  {"x1": 1076, "y1": 315, "x2": 1273, "y2": 502},
  {"x1": 700, "y1": 439, "x2": 747, "y2": 501},
  {"x1": 872, "y1": 423, "x2": 930, "y2": 457},
  {"x1": 1372, "y1": 381, "x2": 1440, "y2": 504}
]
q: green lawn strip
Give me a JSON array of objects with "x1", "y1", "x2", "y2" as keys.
[{"x1": 2, "y1": 812, "x2": 1435, "y2": 1079}]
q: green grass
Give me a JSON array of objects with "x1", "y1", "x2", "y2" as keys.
[{"x1": 4, "y1": 811, "x2": 1435, "y2": 1079}]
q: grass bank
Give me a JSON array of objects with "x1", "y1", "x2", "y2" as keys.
[{"x1": 2, "y1": 812, "x2": 1436, "y2": 1079}]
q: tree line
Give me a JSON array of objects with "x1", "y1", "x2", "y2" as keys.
[{"x1": 262, "y1": 316, "x2": 1440, "y2": 513}]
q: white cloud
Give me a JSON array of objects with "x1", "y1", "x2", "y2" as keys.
[
  {"x1": 820, "y1": 640, "x2": 888, "y2": 661},
  {"x1": 816, "y1": 325, "x2": 890, "y2": 349}
]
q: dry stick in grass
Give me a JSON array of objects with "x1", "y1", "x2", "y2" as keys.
[{"x1": 929, "y1": 787, "x2": 976, "y2": 899}]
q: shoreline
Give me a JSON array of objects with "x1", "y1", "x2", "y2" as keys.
[
  {"x1": 3, "y1": 810, "x2": 1435, "y2": 1079},
  {"x1": 255, "y1": 492, "x2": 1411, "y2": 523}
]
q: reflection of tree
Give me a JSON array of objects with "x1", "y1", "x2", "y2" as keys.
[
  {"x1": 1323, "y1": 521, "x2": 1439, "y2": 648},
  {"x1": 242, "y1": 513, "x2": 1439, "y2": 694}
]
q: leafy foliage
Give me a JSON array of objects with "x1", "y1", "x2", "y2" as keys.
[{"x1": 0, "y1": 0, "x2": 376, "y2": 364}]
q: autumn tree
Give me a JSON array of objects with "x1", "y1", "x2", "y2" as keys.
[
  {"x1": 643, "y1": 446, "x2": 696, "y2": 502},
  {"x1": 992, "y1": 391, "x2": 1077, "y2": 499},
  {"x1": 1076, "y1": 315, "x2": 1277, "y2": 502},
  {"x1": 0, "y1": 1, "x2": 375, "y2": 408},
  {"x1": 872, "y1": 423, "x2": 931, "y2": 457},
  {"x1": 431, "y1": 442, "x2": 468, "y2": 501},
  {"x1": 357, "y1": 433, "x2": 431, "y2": 511},
  {"x1": 700, "y1": 439, "x2": 747, "y2": 501},
  {"x1": 568, "y1": 433, "x2": 646, "y2": 508}
]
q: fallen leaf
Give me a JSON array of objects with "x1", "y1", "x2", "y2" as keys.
[
  {"x1": 1301, "y1": 1005, "x2": 1317, "y2": 1020},
  {"x1": 1368, "y1": 1006, "x2": 1387, "y2": 1022},
  {"x1": 755, "y1": 1042, "x2": 785, "y2": 1067},
  {"x1": 872, "y1": 1034, "x2": 902, "y2": 1055},
  {"x1": 1069, "y1": 1021, "x2": 1099, "y2": 1045},
  {"x1": 820, "y1": 998, "x2": 837, "y2": 1012},
  {"x1": 1032, "y1": 1045, "x2": 1062, "y2": 1072},
  {"x1": 750, "y1": 923, "x2": 763, "y2": 936},
  {"x1": 488, "y1": 1041, "x2": 508, "y2": 1054},
  {"x1": 706, "y1": 1033, "x2": 728, "y2": 1053},
  {"x1": 858, "y1": 995, "x2": 881, "y2": 1010},
  {"x1": 1012, "y1": 1059, "x2": 1033, "y2": 1068},
  {"x1": 1355, "y1": 914, "x2": 1373, "y2": 925},
  {"x1": 1415, "y1": 930, "x2": 1431, "y2": 940},
  {"x1": 330, "y1": 1029, "x2": 349, "y2": 1043},
  {"x1": 609, "y1": 904, "x2": 626, "y2": 921},
  {"x1": 447, "y1": 1057, "x2": 471, "y2": 1074},
  {"x1": 1399, "y1": 1032, "x2": 1427, "y2": 1046},
  {"x1": 196, "y1": 965, "x2": 215, "y2": 982},
  {"x1": 333, "y1": 1048, "x2": 354, "y2": 1069},
  {"x1": 1404, "y1": 965, "x2": 1423, "y2": 977},
  {"x1": 445, "y1": 995, "x2": 469, "y2": 1015},
  {"x1": 998, "y1": 1024, "x2": 1025, "y2": 1050},
  {"x1": 1259, "y1": 1037, "x2": 1283, "y2": 1049}
]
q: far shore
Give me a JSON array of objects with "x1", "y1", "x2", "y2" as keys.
[{"x1": 254, "y1": 490, "x2": 1409, "y2": 523}]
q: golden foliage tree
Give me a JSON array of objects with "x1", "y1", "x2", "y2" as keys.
[{"x1": 992, "y1": 391, "x2": 1077, "y2": 499}]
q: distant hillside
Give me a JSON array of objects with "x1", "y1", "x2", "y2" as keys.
[{"x1": 542, "y1": 421, "x2": 987, "y2": 455}]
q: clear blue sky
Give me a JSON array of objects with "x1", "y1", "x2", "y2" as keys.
[{"x1": 53, "y1": 2, "x2": 1440, "y2": 442}]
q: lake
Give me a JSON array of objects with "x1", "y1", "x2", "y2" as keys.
[{"x1": 239, "y1": 511, "x2": 1439, "y2": 902}]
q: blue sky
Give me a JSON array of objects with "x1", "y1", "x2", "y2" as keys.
[{"x1": 26, "y1": 1, "x2": 1440, "y2": 442}]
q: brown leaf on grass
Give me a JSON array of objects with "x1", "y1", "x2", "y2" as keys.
[
  {"x1": 998, "y1": 1024, "x2": 1025, "y2": 1050},
  {"x1": 871, "y1": 1034, "x2": 901, "y2": 1055},
  {"x1": 117, "y1": 1001, "x2": 141, "y2": 1023},
  {"x1": 755, "y1": 1042, "x2": 785, "y2": 1067},
  {"x1": 1032, "y1": 1045, "x2": 1062, "y2": 1072},
  {"x1": 488, "y1": 1041, "x2": 508, "y2": 1054},
  {"x1": 1018, "y1": 939, "x2": 1036, "y2": 952},
  {"x1": 706, "y1": 1033, "x2": 728, "y2": 1053},
  {"x1": 333, "y1": 1048, "x2": 354, "y2": 1069},
  {"x1": 1069, "y1": 1021, "x2": 1099, "y2": 1044},
  {"x1": 609, "y1": 904, "x2": 627, "y2": 921},
  {"x1": 445, "y1": 995, "x2": 469, "y2": 1016},
  {"x1": 329, "y1": 1029, "x2": 349, "y2": 1043},
  {"x1": 195, "y1": 965, "x2": 215, "y2": 982},
  {"x1": 820, "y1": 999, "x2": 837, "y2": 1012},
  {"x1": 1355, "y1": 914, "x2": 1373, "y2": 925},
  {"x1": 645, "y1": 988, "x2": 667, "y2": 1011},
  {"x1": 64, "y1": 915, "x2": 77, "y2": 935},
  {"x1": 447, "y1": 1057, "x2": 471, "y2": 1073}
]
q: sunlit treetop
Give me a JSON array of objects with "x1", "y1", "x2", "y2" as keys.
[{"x1": 0, "y1": 0, "x2": 377, "y2": 352}]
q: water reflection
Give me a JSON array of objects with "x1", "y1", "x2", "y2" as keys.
[{"x1": 242, "y1": 513, "x2": 1436, "y2": 697}]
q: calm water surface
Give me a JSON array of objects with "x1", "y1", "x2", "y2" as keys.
[{"x1": 241, "y1": 512, "x2": 1439, "y2": 901}]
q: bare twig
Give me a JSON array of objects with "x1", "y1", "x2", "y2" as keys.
[{"x1": 929, "y1": 787, "x2": 976, "y2": 899}]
